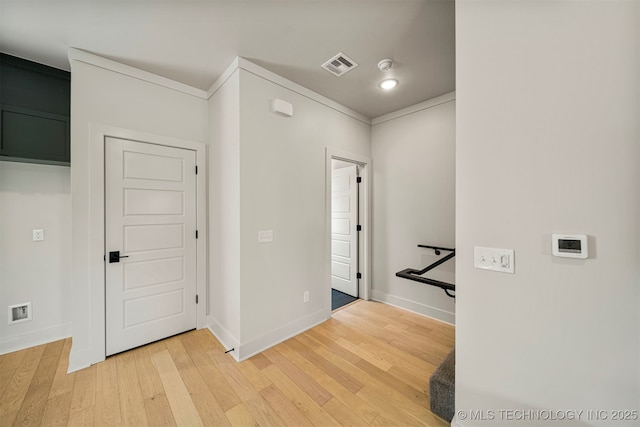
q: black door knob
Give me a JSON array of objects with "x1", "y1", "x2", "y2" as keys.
[{"x1": 108, "y1": 251, "x2": 129, "y2": 263}]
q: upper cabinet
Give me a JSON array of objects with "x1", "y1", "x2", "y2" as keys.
[{"x1": 1, "y1": 53, "x2": 70, "y2": 165}]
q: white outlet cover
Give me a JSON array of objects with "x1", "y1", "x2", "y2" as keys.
[
  {"x1": 32, "y1": 229, "x2": 44, "y2": 241},
  {"x1": 258, "y1": 230, "x2": 274, "y2": 243}
]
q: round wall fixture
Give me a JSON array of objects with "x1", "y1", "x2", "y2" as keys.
[
  {"x1": 377, "y1": 59, "x2": 393, "y2": 72},
  {"x1": 379, "y1": 79, "x2": 398, "y2": 90}
]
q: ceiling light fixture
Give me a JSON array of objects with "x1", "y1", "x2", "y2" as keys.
[{"x1": 379, "y1": 79, "x2": 398, "y2": 90}]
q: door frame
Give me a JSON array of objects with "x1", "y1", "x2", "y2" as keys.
[
  {"x1": 88, "y1": 124, "x2": 207, "y2": 365},
  {"x1": 325, "y1": 148, "x2": 371, "y2": 307},
  {"x1": 330, "y1": 164, "x2": 359, "y2": 298}
]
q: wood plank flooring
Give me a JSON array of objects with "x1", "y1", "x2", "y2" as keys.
[{"x1": 0, "y1": 300, "x2": 454, "y2": 426}]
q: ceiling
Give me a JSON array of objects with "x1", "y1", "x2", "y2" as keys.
[{"x1": 0, "y1": 0, "x2": 455, "y2": 119}]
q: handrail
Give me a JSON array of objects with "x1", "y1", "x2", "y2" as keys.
[
  {"x1": 417, "y1": 244, "x2": 455, "y2": 255},
  {"x1": 396, "y1": 245, "x2": 456, "y2": 298}
]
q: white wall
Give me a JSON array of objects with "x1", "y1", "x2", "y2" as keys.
[
  {"x1": 0, "y1": 161, "x2": 71, "y2": 353},
  {"x1": 456, "y1": 1, "x2": 639, "y2": 425},
  {"x1": 208, "y1": 69, "x2": 242, "y2": 350},
  {"x1": 67, "y1": 53, "x2": 369, "y2": 368},
  {"x1": 5, "y1": 50, "x2": 456, "y2": 373},
  {"x1": 371, "y1": 95, "x2": 456, "y2": 324},
  {"x1": 238, "y1": 68, "x2": 370, "y2": 352},
  {"x1": 69, "y1": 57, "x2": 208, "y2": 371},
  {"x1": 207, "y1": 61, "x2": 371, "y2": 359}
]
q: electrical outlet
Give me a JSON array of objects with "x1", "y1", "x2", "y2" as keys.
[
  {"x1": 258, "y1": 230, "x2": 273, "y2": 243},
  {"x1": 303, "y1": 291, "x2": 309, "y2": 303},
  {"x1": 32, "y1": 229, "x2": 44, "y2": 241}
]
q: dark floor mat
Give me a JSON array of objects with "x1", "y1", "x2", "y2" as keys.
[{"x1": 332, "y1": 289, "x2": 357, "y2": 310}]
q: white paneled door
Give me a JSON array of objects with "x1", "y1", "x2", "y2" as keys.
[
  {"x1": 331, "y1": 164, "x2": 358, "y2": 298},
  {"x1": 105, "y1": 137, "x2": 197, "y2": 356}
]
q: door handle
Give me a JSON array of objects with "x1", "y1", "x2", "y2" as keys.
[{"x1": 108, "y1": 251, "x2": 129, "y2": 263}]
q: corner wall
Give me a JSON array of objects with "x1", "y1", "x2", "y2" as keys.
[
  {"x1": 208, "y1": 69, "x2": 241, "y2": 351},
  {"x1": 206, "y1": 60, "x2": 371, "y2": 360},
  {"x1": 371, "y1": 94, "x2": 456, "y2": 324},
  {"x1": 455, "y1": 1, "x2": 639, "y2": 424}
]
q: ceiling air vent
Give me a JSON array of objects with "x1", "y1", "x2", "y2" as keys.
[{"x1": 321, "y1": 52, "x2": 358, "y2": 77}]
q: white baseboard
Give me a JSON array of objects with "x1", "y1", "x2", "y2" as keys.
[
  {"x1": 206, "y1": 317, "x2": 241, "y2": 362},
  {"x1": 236, "y1": 308, "x2": 330, "y2": 361},
  {"x1": 0, "y1": 322, "x2": 72, "y2": 355},
  {"x1": 67, "y1": 346, "x2": 93, "y2": 373},
  {"x1": 371, "y1": 290, "x2": 455, "y2": 325},
  {"x1": 208, "y1": 308, "x2": 330, "y2": 362}
]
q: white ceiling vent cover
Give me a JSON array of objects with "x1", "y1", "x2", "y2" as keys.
[{"x1": 321, "y1": 52, "x2": 358, "y2": 77}]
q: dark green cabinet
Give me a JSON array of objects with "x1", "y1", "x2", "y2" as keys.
[{"x1": 1, "y1": 53, "x2": 70, "y2": 165}]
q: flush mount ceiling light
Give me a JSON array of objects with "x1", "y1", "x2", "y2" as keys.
[{"x1": 379, "y1": 78, "x2": 398, "y2": 90}]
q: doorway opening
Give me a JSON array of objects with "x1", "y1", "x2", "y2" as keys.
[
  {"x1": 328, "y1": 150, "x2": 370, "y2": 312},
  {"x1": 331, "y1": 159, "x2": 359, "y2": 310}
]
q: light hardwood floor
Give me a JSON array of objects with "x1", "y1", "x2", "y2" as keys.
[{"x1": 0, "y1": 300, "x2": 454, "y2": 426}]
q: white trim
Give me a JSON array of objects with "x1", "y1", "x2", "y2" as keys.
[
  {"x1": 64, "y1": 50, "x2": 453, "y2": 127},
  {"x1": 67, "y1": 48, "x2": 208, "y2": 99},
  {"x1": 207, "y1": 57, "x2": 371, "y2": 124},
  {"x1": 65, "y1": 50, "x2": 370, "y2": 123},
  {"x1": 239, "y1": 58, "x2": 370, "y2": 124},
  {"x1": 208, "y1": 309, "x2": 329, "y2": 363},
  {"x1": 207, "y1": 320, "x2": 240, "y2": 362},
  {"x1": 68, "y1": 123, "x2": 208, "y2": 372},
  {"x1": 371, "y1": 92, "x2": 456, "y2": 125},
  {"x1": 68, "y1": 347, "x2": 92, "y2": 373},
  {"x1": 195, "y1": 144, "x2": 208, "y2": 320},
  {"x1": 371, "y1": 290, "x2": 455, "y2": 325},
  {"x1": 0, "y1": 322, "x2": 72, "y2": 355},
  {"x1": 206, "y1": 57, "x2": 240, "y2": 99},
  {"x1": 235, "y1": 308, "x2": 329, "y2": 362},
  {"x1": 325, "y1": 148, "x2": 372, "y2": 307}
]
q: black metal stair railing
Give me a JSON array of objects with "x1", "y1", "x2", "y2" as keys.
[{"x1": 396, "y1": 245, "x2": 456, "y2": 298}]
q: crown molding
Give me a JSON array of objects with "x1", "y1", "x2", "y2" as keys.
[
  {"x1": 67, "y1": 48, "x2": 208, "y2": 99},
  {"x1": 372, "y1": 92, "x2": 456, "y2": 125},
  {"x1": 207, "y1": 57, "x2": 371, "y2": 125}
]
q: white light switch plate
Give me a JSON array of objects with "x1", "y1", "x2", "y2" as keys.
[
  {"x1": 258, "y1": 230, "x2": 273, "y2": 243},
  {"x1": 474, "y1": 247, "x2": 514, "y2": 274}
]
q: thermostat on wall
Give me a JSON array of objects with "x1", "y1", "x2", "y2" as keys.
[{"x1": 552, "y1": 234, "x2": 588, "y2": 259}]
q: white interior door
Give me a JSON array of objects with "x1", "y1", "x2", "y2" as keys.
[
  {"x1": 331, "y1": 164, "x2": 358, "y2": 297},
  {"x1": 105, "y1": 137, "x2": 197, "y2": 356}
]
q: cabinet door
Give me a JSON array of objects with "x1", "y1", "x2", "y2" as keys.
[
  {"x1": 1, "y1": 53, "x2": 70, "y2": 165},
  {"x1": 1, "y1": 106, "x2": 70, "y2": 164}
]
